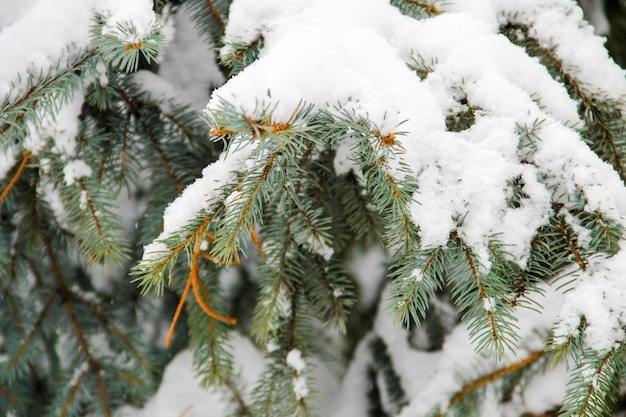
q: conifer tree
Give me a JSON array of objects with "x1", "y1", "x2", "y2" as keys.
[{"x1": 2, "y1": 1, "x2": 626, "y2": 417}]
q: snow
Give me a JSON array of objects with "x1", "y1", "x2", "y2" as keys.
[
  {"x1": 0, "y1": 0, "x2": 94, "y2": 100},
  {"x1": 63, "y1": 160, "x2": 92, "y2": 185},
  {"x1": 158, "y1": 6, "x2": 225, "y2": 108},
  {"x1": 286, "y1": 349, "x2": 306, "y2": 372},
  {"x1": 129, "y1": 71, "x2": 179, "y2": 112},
  {"x1": 50, "y1": 93, "x2": 85, "y2": 157},
  {"x1": 4, "y1": 0, "x2": 626, "y2": 414},
  {"x1": 116, "y1": 332, "x2": 265, "y2": 417},
  {"x1": 199, "y1": 0, "x2": 626, "y2": 276},
  {"x1": 0, "y1": 0, "x2": 157, "y2": 99},
  {"x1": 483, "y1": 297, "x2": 496, "y2": 312},
  {"x1": 292, "y1": 375, "x2": 309, "y2": 400},
  {"x1": 38, "y1": 180, "x2": 69, "y2": 228},
  {"x1": 97, "y1": 0, "x2": 157, "y2": 44},
  {"x1": 0, "y1": 148, "x2": 18, "y2": 179},
  {"x1": 496, "y1": 0, "x2": 626, "y2": 100},
  {"x1": 146, "y1": 142, "x2": 255, "y2": 247},
  {"x1": 345, "y1": 245, "x2": 388, "y2": 308},
  {"x1": 266, "y1": 339, "x2": 279, "y2": 353},
  {"x1": 358, "y1": 280, "x2": 567, "y2": 417},
  {"x1": 553, "y1": 251, "x2": 626, "y2": 354},
  {"x1": 333, "y1": 139, "x2": 360, "y2": 176}
]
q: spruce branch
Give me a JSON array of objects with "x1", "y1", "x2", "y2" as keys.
[
  {"x1": 556, "y1": 213, "x2": 587, "y2": 272},
  {"x1": 135, "y1": 214, "x2": 215, "y2": 296},
  {"x1": 91, "y1": 17, "x2": 165, "y2": 73},
  {"x1": 210, "y1": 149, "x2": 280, "y2": 265},
  {"x1": 143, "y1": 215, "x2": 237, "y2": 348},
  {"x1": 335, "y1": 171, "x2": 384, "y2": 246},
  {"x1": 574, "y1": 209, "x2": 624, "y2": 254},
  {"x1": 442, "y1": 349, "x2": 546, "y2": 415},
  {"x1": 301, "y1": 252, "x2": 356, "y2": 333},
  {"x1": 447, "y1": 237, "x2": 521, "y2": 358},
  {"x1": 560, "y1": 345, "x2": 625, "y2": 417},
  {"x1": 64, "y1": 301, "x2": 112, "y2": 417},
  {"x1": 222, "y1": 375, "x2": 253, "y2": 417},
  {"x1": 6, "y1": 291, "x2": 58, "y2": 378},
  {"x1": 220, "y1": 36, "x2": 265, "y2": 76},
  {"x1": 44, "y1": 235, "x2": 113, "y2": 416},
  {"x1": 185, "y1": 0, "x2": 232, "y2": 72},
  {"x1": 389, "y1": 245, "x2": 446, "y2": 327},
  {"x1": 323, "y1": 108, "x2": 420, "y2": 252},
  {"x1": 61, "y1": 176, "x2": 129, "y2": 266},
  {"x1": 369, "y1": 336, "x2": 409, "y2": 414},
  {"x1": 202, "y1": 0, "x2": 226, "y2": 31},
  {"x1": 390, "y1": 0, "x2": 443, "y2": 19},
  {"x1": 167, "y1": 236, "x2": 237, "y2": 347},
  {"x1": 81, "y1": 179, "x2": 126, "y2": 263},
  {"x1": 0, "y1": 50, "x2": 97, "y2": 148},
  {"x1": 140, "y1": 117, "x2": 185, "y2": 194},
  {"x1": 252, "y1": 215, "x2": 296, "y2": 343},
  {"x1": 501, "y1": 22, "x2": 626, "y2": 184},
  {"x1": 406, "y1": 52, "x2": 437, "y2": 80},
  {"x1": 68, "y1": 289, "x2": 151, "y2": 371},
  {"x1": 251, "y1": 288, "x2": 315, "y2": 417}
]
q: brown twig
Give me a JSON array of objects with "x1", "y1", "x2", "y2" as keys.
[
  {"x1": 43, "y1": 234, "x2": 111, "y2": 417},
  {"x1": 165, "y1": 268, "x2": 194, "y2": 348},
  {"x1": 447, "y1": 350, "x2": 545, "y2": 409},
  {"x1": 204, "y1": 0, "x2": 225, "y2": 31},
  {"x1": 165, "y1": 235, "x2": 236, "y2": 347},
  {"x1": 402, "y1": 0, "x2": 441, "y2": 15},
  {"x1": 190, "y1": 243, "x2": 237, "y2": 324},
  {"x1": 0, "y1": 384, "x2": 19, "y2": 406},
  {"x1": 558, "y1": 215, "x2": 587, "y2": 271},
  {"x1": 250, "y1": 226, "x2": 266, "y2": 256},
  {"x1": 0, "y1": 150, "x2": 32, "y2": 203}
]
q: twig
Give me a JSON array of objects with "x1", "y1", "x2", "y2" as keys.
[{"x1": 0, "y1": 150, "x2": 32, "y2": 203}]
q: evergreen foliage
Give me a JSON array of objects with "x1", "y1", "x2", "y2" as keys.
[{"x1": 2, "y1": 1, "x2": 626, "y2": 417}]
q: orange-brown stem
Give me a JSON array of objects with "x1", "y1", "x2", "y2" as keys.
[
  {"x1": 165, "y1": 239, "x2": 237, "y2": 347},
  {"x1": 0, "y1": 384, "x2": 19, "y2": 406},
  {"x1": 250, "y1": 226, "x2": 266, "y2": 256},
  {"x1": 202, "y1": 252, "x2": 243, "y2": 265},
  {"x1": 0, "y1": 150, "x2": 32, "y2": 203},
  {"x1": 165, "y1": 271, "x2": 194, "y2": 348},
  {"x1": 204, "y1": 0, "x2": 225, "y2": 31},
  {"x1": 191, "y1": 246, "x2": 237, "y2": 325},
  {"x1": 448, "y1": 350, "x2": 545, "y2": 409},
  {"x1": 402, "y1": 0, "x2": 441, "y2": 14}
]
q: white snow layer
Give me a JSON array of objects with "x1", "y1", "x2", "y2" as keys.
[
  {"x1": 200, "y1": 0, "x2": 626, "y2": 269},
  {"x1": 553, "y1": 251, "x2": 626, "y2": 353},
  {"x1": 0, "y1": 0, "x2": 157, "y2": 100},
  {"x1": 143, "y1": 0, "x2": 626, "y2": 361}
]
